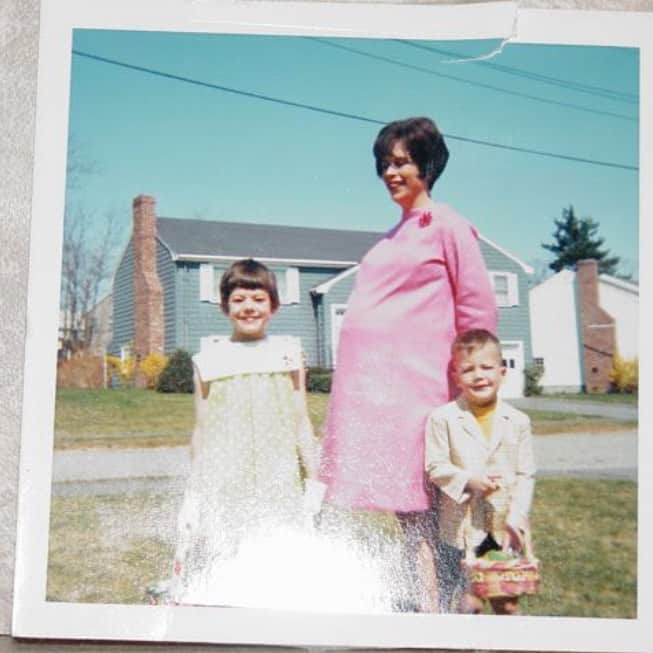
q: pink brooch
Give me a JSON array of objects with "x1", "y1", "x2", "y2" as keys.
[{"x1": 419, "y1": 211, "x2": 433, "y2": 228}]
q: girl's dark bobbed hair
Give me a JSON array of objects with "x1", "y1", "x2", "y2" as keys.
[
  {"x1": 373, "y1": 117, "x2": 449, "y2": 190},
  {"x1": 219, "y1": 258, "x2": 280, "y2": 312}
]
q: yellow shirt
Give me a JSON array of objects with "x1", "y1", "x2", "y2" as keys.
[{"x1": 469, "y1": 402, "x2": 496, "y2": 441}]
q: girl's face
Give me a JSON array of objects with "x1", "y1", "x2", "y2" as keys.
[
  {"x1": 381, "y1": 141, "x2": 430, "y2": 210},
  {"x1": 227, "y1": 286, "x2": 274, "y2": 341}
]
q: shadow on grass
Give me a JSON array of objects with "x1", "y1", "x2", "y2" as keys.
[{"x1": 47, "y1": 478, "x2": 637, "y2": 618}]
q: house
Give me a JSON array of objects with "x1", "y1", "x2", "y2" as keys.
[
  {"x1": 528, "y1": 261, "x2": 638, "y2": 393},
  {"x1": 110, "y1": 195, "x2": 534, "y2": 397},
  {"x1": 82, "y1": 293, "x2": 113, "y2": 356},
  {"x1": 58, "y1": 294, "x2": 113, "y2": 359}
]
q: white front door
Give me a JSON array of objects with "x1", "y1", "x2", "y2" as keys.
[
  {"x1": 330, "y1": 304, "x2": 347, "y2": 367},
  {"x1": 499, "y1": 341, "x2": 525, "y2": 398}
]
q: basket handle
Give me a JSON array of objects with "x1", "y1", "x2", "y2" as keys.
[
  {"x1": 462, "y1": 502, "x2": 476, "y2": 563},
  {"x1": 504, "y1": 519, "x2": 536, "y2": 561},
  {"x1": 520, "y1": 524, "x2": 536, "y2": 562}
]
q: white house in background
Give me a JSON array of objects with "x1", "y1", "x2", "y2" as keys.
[
  {"x1": 529, "y1": 270, "x2": 583, "y2": 392},
  {"x1": 529, "y1": 262, "x2": 638, "y2": 393},
  {"x1": 598, "y1": 275, "x2": 639, "y2": 360}
]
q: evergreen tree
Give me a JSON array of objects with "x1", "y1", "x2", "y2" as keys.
[
  {"x1": 156, "y1": 349, "x2": 194, "y2": 393},
  {"x1": 542, "y1": 205, "x2": 620, "y2": 275}
]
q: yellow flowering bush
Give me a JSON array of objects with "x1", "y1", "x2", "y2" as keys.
[
  {"x1": 610, "y1": 354, "x2": 638, "y2": 394},
  {"x1": 139, "y1": 353, "x2": 169, "y2": 390},
  {"x1": 105, "y1": 354, "x2": 136, "y2": 386}
]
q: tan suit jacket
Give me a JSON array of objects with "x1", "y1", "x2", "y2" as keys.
[{"x1": 425, "y1": 398, "x2": 536, "y2": 550}]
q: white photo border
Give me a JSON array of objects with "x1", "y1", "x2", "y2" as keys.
[{"x1": 13, "y1": 0, "x2": 652, "y2": 650}]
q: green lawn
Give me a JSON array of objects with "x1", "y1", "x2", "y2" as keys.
[
  {"x1": 526, "y1": 409, "x2": 637, "y2": 435},
  {"x1": 522, "y1": 478, "x2": 637, "y2": 618},
  {"x1": 54, "y1": 389, "x2": 636, "y2": 450},
  {"x1": 47, "y1": 478, "x2": 637, "y2": 618}
]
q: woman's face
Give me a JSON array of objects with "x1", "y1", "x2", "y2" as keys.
[{"x1": 380, "y1": 141, "x2": 429, "y2": 210}]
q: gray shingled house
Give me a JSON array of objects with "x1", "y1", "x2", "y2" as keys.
[{"x1": 111, "y1": 195, "x2": 534, "y2": 397}]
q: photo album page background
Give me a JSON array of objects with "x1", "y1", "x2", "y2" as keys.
[{"x1": 9, "y1": 1, "x2": 652, "y2": 650}]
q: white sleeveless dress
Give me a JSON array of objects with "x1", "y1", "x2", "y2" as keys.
[{"x1": 170, "y1": 336, "x2": 306, "y2": 606}]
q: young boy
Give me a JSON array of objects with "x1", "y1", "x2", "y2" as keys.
[{"x1": 425, "y1": 329, "x2": 536, "y2": 615}]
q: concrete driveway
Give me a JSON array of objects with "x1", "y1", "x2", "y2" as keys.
[{"x1": 52, "y1": 429, "x2": 638, "y2": 496}]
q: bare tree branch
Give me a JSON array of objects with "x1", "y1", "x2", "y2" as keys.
[{"x1": 60, "y1": 141, "x2": 118, "y2": 356}]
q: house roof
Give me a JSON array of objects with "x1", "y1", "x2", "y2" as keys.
[
  {"x1": 157, "y1": 217, "x2": 381, "y2": 267},
  {"x1": 311, "y1": 265, "x2": 360, "y2": 295},
  {"x1": 599, "y1": 274, "x2": 639, "y2": 295},
  {"x1": 157, "y1": 217, "x2": 533, "y2": 277},
  {"x1": 530, "y1": 269, "x2": 639, "y2": 296},
  {"x1": 479, "y1": 233, "x2": 534, "y2": 274}
]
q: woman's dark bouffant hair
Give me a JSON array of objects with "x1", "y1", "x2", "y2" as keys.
[
  {"x1": 219, "y1": 258, "x2": 280, "y2": 312},
  {"x1": 373, "y1": 117, "x2": 449, "y2": 190}
]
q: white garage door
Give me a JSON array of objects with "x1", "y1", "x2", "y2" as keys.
[
  {"x1": 330, "y1": 304, "x2": 348, "y2": 367},
  {"x1": 499, "y1": 341, "x2": 525, "y2": 399}
]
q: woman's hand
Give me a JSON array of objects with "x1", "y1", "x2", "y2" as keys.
[{"x1": 465, "y1": 475, "x2": 500, "y2": 497}]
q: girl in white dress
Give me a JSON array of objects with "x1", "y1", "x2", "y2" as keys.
[{"x1": 169, "y1": 259, "x2": 323, "y2": 606}]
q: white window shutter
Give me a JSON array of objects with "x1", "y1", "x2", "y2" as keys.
[
  {"x1": 508, "y1": 272, "x2": 519, "y2": 306},
  {"x1": 284, "y1": 267, "x2": 300, "y2": 304},
  {"x1": 199, "y1": 264, "x2": 216, "y2": 302}
]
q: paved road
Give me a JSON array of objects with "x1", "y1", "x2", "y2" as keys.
[
  {"x1": 510, "y1": 397, "x2": 637, "y2": 421},
  {"x1": 52, "y1": 430, "x2": 637, "y2": 496},
  {"x1": 533, "y1": 431, "x2": 637, "y2": 480}
]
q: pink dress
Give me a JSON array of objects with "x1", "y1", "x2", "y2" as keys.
[{"x1": 319, "y1": 202, "x2": 497, "y2": 512}]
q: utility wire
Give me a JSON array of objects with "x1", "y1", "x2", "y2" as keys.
[
  {"x1": 396, "y1": 40, "x2": 639, "y2": 104},
  {"x1": 310, "y1": 38, "x2": 636, "y2": 122},
  {"x1": 72, "y1": 50, "x2": 638, "y2": 172}
]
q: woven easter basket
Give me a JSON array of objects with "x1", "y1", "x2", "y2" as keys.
[{"x1": 461, "y1": 529, "x2": 541, "y2": 600}]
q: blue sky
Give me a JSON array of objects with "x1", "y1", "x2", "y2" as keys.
[{"x1": 66, "y1": 29, "x2": 639, "y2": 280}]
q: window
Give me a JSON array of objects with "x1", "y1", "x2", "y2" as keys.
[
  {"x1": 120, "y1": 343, "x2": 132, "y2": 362},
  {"x1": 534, "y1": 357, "x2": 545, "y2": 368},
  {"x1": 199, "y1": 264, "x2": 300, "y2": 305},
  {"x1": 199, "y1": 263, "x2": 221, "y2": 303},
  {"x1": 281, "y1": 267, "x2": 300, "y2": 304},
  {"x1": 489, "y1": 271, "x2": 519, "y2": 307}
]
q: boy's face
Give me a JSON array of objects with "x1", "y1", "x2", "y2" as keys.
[
  {"x1": 227, "y1": 286, "x2": 274, "y2": 341},
  {"x1": 454, "y1": 342, "x2": 506, "y2": 407}
]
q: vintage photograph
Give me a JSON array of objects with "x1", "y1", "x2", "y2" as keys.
[
  {"x1": 14, "y1": 1, "x2": 649, "y2": 649},
  {"x1": 51, "y1": 25, "x2": 639, "y2": 613}
]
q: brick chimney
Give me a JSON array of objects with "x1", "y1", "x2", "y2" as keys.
[
  {"x1": 576, "y1": 259, "x2": 615, "y2": 393},
  {"x1": 132, "y1": 195, "x2": 164, "y2": 386}
]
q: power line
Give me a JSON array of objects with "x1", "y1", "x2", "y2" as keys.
[
  {"x1": 310, "y1": 38, "x2": 636, "y2": 123},
  {"x1": 72, "y1": 50, "x2": 383, "y2": 125},
  {"x1": 396, "y1": 40, "x2": 639, "y2": 105},
  {"x1": 72, "y1": 50, "x2": 638, "y2": 172}
]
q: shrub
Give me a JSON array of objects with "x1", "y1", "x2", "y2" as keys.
[
  {"x1": 139, "y1": 353, "x2": 169, "y2": 390},
  {"x1": 57, "y1": 355, "x2": 104, "y2": 389},
  {"x1": 306, "y1": 367, "x2": 332, "y2": 393},
  {"x1": 610, "y1": 354, "x2": 638, "y2": 394},
  {"x1": 105, "y1": 355, "x2": 122, "y2": 386},
  {"x1": 105, "y1": 355, "x2": 136, "y2": 387},
  {"x1": 524, "y1": 363, "x2": 544, "y2": 396},
  {"x1": 157, "y1": 349, "x2": 194, "y2": 393}
]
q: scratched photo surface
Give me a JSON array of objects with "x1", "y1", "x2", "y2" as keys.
[{"x1": 48, "y1": 28, "x2": 639, "y2": 618}]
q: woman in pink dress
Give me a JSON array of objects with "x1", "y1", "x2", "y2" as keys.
[{"x1": 319, "y1": 117, "x2": 497, "y2": 611}]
